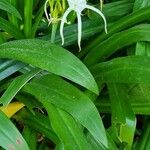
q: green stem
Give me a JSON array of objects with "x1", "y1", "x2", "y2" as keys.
[
  {"x1": 24, "y1": 0, "x2": 33, "y2": 38},
  {"x1": 51, "y1": 23, "x2": 58, "y2": 43}
]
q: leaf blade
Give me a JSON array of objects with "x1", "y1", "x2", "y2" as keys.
[
  {"x1": 23, "y1": 74, "x2": 108, "y2": 147},
  {"x1": 0, "y1": 111, "x2": 29, "y2": 150},
  {"x1": 0, "y1": 39, "x2": 98, "y2": 94}
]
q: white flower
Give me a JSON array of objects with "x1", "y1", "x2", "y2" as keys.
[{"x1": 60, "y1": 0, "x2": 107, "y2": 51}]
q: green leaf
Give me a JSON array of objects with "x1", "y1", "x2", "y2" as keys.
[
  {"x1": 84, "y1": 24, "x2": 150, "y2": 66},
  {"x1": 96, "y1": 98, "x2": 150, "y2": 115},
  {"x1": 86, "y1": 131, "x2": 118, "y2": 150},
  {"x1": 91, "y1": 56, "x2": 150, "y2": 85},
  {"x1": 23, "y1": 74, "x2": 108, "y2": 148},
  {"x1": 107, "y1": 83, "x2": 136, "y2": 149},
  {"x1": 0, "y1": 111, "x2": 29, "y2": 150},
  {"x1": 22, "y1": 127, "x2": 37, "y2": 150},
  {"x1": 0, "y1": 68, "x2": 41, "y2": 106},
  {"x1": 0, "y1": 17, "x2": 24, "y2": 39},
  {"x1": 16, "y1": 109, "x2": 59, "y2": 144},
  {"x1": 32, "y1": 4, "x2": 44, "y2": 38},
  {"x1": 133, "y1": 0, "x2": 150, "y2": 11},
  {"x1": 135, "y1": 42, "x2": 150, "y2": 56},
  {"x1": 0, "y1": 39, "x2": 98, "y2": 94},
  {"x1": 45, "y1": 103, "x2": 90, "y2": 150},
  {"x1": 80, "y1": 6, "x2": 150, "y2": 57},
  {"x1": 0, "y1": 0, "x2": 22, "y2": 19},
  {"x1": 0, "y1": 60, "x2": 26, "y2": 81}
]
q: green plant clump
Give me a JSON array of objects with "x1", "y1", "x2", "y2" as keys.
[{"x1": 0, "y1": 0, "x2": 150, "y2": 149}]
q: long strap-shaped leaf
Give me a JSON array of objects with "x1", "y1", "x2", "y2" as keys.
[
  {"x1": 17, "y1": 109, "x2": 59, "y2": 144},
  {"x1": 91, "y1": 56, "x2": 150, "y2": 85},
  {"x1": 0, "y1": 0, "x2": 22, "y2": 19},
  {"x1": 0, "y1": 111, "x2": 29, "y2": 150},
  {"x1": 44, "y1": 103, "x2": 90, "y2": 150},
  {"x1": 82, "y1": 6, "x2": 150, "y2": 56},
  {"x1": 107, "y1": 83, "x2": 136, "y2": 149},
  {"x1": 0, "y1": 17, "x2": 24, "y2": 39},
  {"x1": 23, "y1": 74, "x2": 108, "y2": 148},
  {"x1": 0, "y1": 39, "x2": 98, "y2": 94},
  {"x1": 0, "y1": 60, "x2": 26, "y2": 81},
  {"x1": 84, "y1": 24, "x2": 150, "y2": 66},
  {"x1": 0, "y1": 68, "x2": 41, "y2": 106}
]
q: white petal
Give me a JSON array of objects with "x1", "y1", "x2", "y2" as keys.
[
  {"x1": 60, "y1": 8, "x2": 72, "y2": 45},
  {"x1": 77, "y1": 12, "x2": 82, "y2": 51},
  {"x1": 86, "y1": 5, "x2": 107, "y2": 33},
  {"x1": 44, "y1": 0, "x2": 50, "y2": 22}
]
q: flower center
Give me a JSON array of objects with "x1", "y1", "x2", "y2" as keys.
[{"x1": 68, "y1": 0, "x2": 87, "y2": 14}]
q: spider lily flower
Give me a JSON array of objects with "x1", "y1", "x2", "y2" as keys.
[{"x1": 60, "y1": 0, "x2": 107, "y2": 51}]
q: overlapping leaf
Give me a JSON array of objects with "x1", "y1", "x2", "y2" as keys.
[
  {"x1": 0, "y1": 39, "x2": 98, "y2": 94},
  {"x1": 23, "y1": 74, "x2": 108, "y2": 148},
  {"x1": 0, "y1": 68, "x2": 41, "y2": 106},
  {"x1": 0, "y1": 111, "x2": 29, "y2": 150},
  {"x1": 0, "y1": 0, "x2": 22, "y2": 19},
  {"x1": 84, "y1": 24, "x2": 150, "y2": 66}
]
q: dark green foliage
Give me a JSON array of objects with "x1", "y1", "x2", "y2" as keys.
[{"x1": 0, "y1": 0, "x2": 150, "y2": 149}]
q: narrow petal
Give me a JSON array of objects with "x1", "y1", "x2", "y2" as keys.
[
  {"x1": 77, "y1": 12, "x2": 82, "y2": 51},
  {"x1": 86, "y1": 5, "x2": 107, "y2": 33},
  {"x1": 60, "y1": 8, "x2": 72, "y2": 45},
  {"x1": 44, "y1": 0, "x2": 50, "y2": 22}
]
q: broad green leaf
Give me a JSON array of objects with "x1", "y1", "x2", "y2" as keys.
[
  {"x1": 107, "y1": 83, "x2": 136, "y2": 149},
  {"x1": 91, "y1": 56, "x2": 150, "y2": 85},
  {"x1": 0, "y1": 111, "x2": 29, "y2": 150},
  {"x1": 0, "y1": 17, "x2": 24, "y2": 39},
  {"x1": 45, "y1": 103, "x2": 90, "y2": 150},
  {"x1": 84, "y1": 24, "x2": 150, "y2": 66},
  {"x1": 0, "y1": 68, "x2": 41, "y2": 106},
  {"x1": 23, "y1": 74, "x2": 108, "y2": 148},
  {"x1": 79, "y1": 6, "x2": 150, "y2": 57},
  {"x1": 0, "y1": 39, "x2": 98, "y2": 94},
  {"x1": 0, "y1": 0, "x2": 22, "y2": 19}
]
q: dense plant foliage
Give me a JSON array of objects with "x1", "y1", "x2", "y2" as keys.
[{"x1": 0, "y1": 0, "x2": 150, "y2": 149}]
